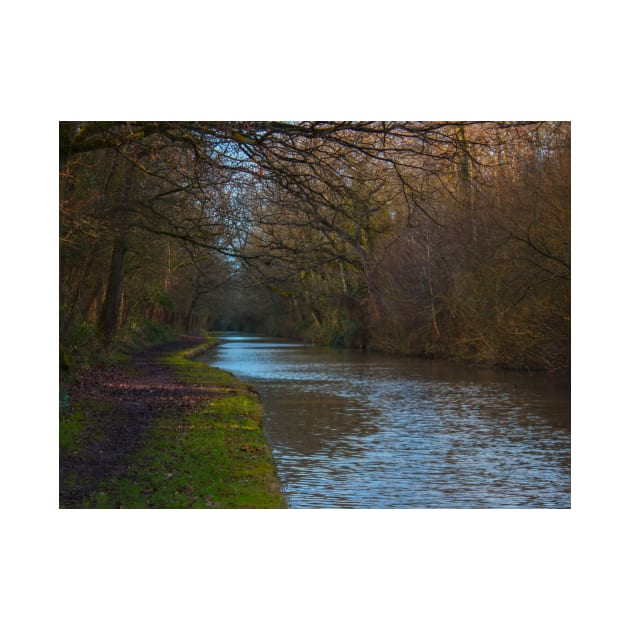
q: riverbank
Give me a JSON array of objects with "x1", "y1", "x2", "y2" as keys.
[{"x1": 59, "y1": 335, "x2": 286, "y2": 508}]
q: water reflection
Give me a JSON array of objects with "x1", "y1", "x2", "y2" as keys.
[
  {"x1": 209, "y1": 333, "x2": 571, "y2": 508},
  {"x1": 260, "y1": 389, "x2": 379, "y2": 456}
]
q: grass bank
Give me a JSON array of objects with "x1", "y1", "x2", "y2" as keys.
[{"x1": 60, "y1": 336, "x2": 286, "y2": 508}]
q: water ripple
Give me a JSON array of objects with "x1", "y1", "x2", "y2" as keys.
[{"x1": 210, "y1": 334, "x2": 570, "y2": 508}]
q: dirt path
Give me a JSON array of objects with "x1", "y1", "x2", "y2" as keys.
[{"x1": 59, "y1": 336, "x2": 215, "y2": 508}]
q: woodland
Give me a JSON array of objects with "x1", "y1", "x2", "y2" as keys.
[{"x1": 60, "y1": 121, "x2": 570, "y2": 371}]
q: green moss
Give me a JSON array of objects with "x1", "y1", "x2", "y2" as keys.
[{"x1": 59, "y1": 410, "x2": 84, "y2": 451}]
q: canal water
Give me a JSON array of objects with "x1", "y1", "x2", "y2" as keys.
[{"x1": 209, "y1": 333, "x2": 570, "y2": 508}]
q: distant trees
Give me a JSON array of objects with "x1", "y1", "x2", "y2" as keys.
[
  {"x1": 239, "y1": 121, "x2": 570, "y2": 369},
  {"x1": 60, "y1": 121, "x2": 570, "y2": 370}
]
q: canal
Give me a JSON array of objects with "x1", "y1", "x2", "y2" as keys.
[{"x1": 209, "y1": 334, "x2": 570, "y2": 508}]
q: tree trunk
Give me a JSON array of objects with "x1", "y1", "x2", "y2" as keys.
[
  {"x1": 456, "y1": 125, "x2": 477, "y2": 246},
  {"x1": 97, "y1": 159, "x2": 135, "y2": 344},
  {"x1": 98, "y1": 235, "x2": 128, "y2": 344},
  {"x1": 424, "y1": 231, "x2": 441, "y2": 341},
  {"x1": 185, "y1": 274, "x2": 201, "y2": 332}
]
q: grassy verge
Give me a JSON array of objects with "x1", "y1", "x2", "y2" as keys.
[{"x1": 69, "y1": 339, "x2": 286, "y2": 508}]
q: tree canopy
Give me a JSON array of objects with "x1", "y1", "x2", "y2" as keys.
[{"x1": 60, "y1": 121, "x2": 570, "y2": 370}]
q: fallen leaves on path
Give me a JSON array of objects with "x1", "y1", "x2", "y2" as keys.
[{"x1": 59, "y1": 338, "x2": 215, "y2": 508}]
